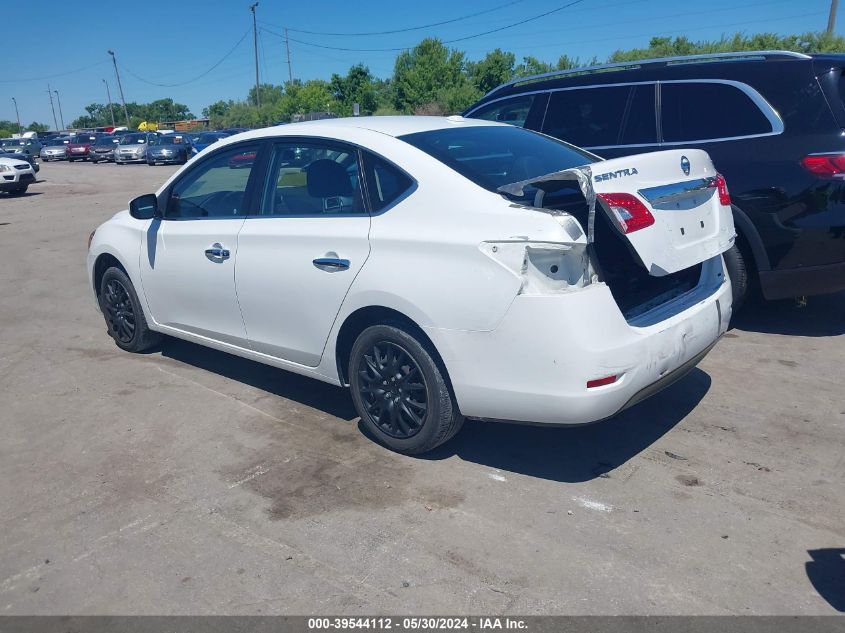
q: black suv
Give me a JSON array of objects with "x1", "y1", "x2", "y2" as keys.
[{"x1": 465, "y1": 50, "x2": 845, "y2": 304}]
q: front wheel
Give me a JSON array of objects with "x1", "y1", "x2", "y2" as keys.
[
  {"x1": 98, "y1": 267, "x2": 162, "y2": 353},
  {"x1": 8, "y1": 185, "x2": 28, "y2": 196},
  {"x1": 349, "y1": 324, "x2": 463, "y2": 454}
]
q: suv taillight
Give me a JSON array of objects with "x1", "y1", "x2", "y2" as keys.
[
  {"x1": 596, "y1": 192, "x2": 655, "y2": 234},
  {"x1": 800, "y1": 154, "x2": 845, "y2": 177},
  {"x1": 709, "y1": 173, "x2": 731, "y2": 206}
]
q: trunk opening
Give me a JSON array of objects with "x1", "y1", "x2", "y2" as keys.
[{"x1": 537, "y1": 182, "x2": 702, "y2": 320}]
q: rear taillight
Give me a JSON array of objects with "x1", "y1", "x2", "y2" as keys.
[
  {"x1": 596, "y1": 192, "x2": 655, "y2": 234},
  {"x1": 709, "y1": 173, "x2": 731, "y2": 206},
  {"x1": 800, "y1": 154, "x2": 845, "y2": 177}
]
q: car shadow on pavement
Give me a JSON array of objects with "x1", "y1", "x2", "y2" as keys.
[
  {"x1": 3, "y1": 191, "x2": 43, "y2": 198},
  {"x1": 423, "y1": 368, "x2": 712, "y2": 483},
  {"x1": 160, "y1": 337, "x2": 358, "y2": 421},
  {"x1": 731, "y1": 291, "x2": 845, "y2": 337},
  {"x1": 159, "y1": 336, "x2": 710, "y2": 483},
  {"x1": 806, "y1": 548, "x2": 845, "y2": 612}
]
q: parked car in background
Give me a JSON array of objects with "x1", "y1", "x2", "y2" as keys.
[
  {"x1": 40, "y1": 138, "x2": 69, "y2": 161},
  {"x1": 147, "y1": 133, "x2": 192, "y2": 165},
  {"x1": 115, "y1": 132, "x2": 157, "y2": 164},
  {"x1": 0, "y1": 155, "x2": 36, "y2": 195},
  {"x1": 67, "y1": 134, "x2": 100, "y2": 162},
  {"x1": 90, "y1": 136, "x2": 120, "y2": 163},
  {"x1": 465, "y1": 50, "x2": 845, "y2": 305},
  {"x1": 87, "y1": 117, "x2": 733, "y2": 453},
  {"x1": 1, "y1": 137, "x2": 42, "y2": 158},
  {"x1": 191, "y1": 131, "x2": 229, "y2": 155},
  {"x1": 0, "y1": 147, "x2": 39, "y2": 172}
]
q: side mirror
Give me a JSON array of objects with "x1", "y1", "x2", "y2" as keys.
[{"x1": 129, "y1": 193, "x2": 159, "y2": 220}]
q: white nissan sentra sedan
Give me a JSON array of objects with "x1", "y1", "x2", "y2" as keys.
[{"x1": 87, "y1": 116, "x2": 735, "y2": 454}]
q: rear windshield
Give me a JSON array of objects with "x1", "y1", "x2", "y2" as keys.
[
  {"x1": 398, "y1": 125, "x2": 595, "y2": 194},
  {"x1": 95, "y1": 136, "x2": 116, "y2": 144}
]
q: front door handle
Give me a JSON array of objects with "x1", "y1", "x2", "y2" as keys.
[
  {"x1": 205, "y1": 243, "x2": 230, "y2": 260},
  {"x1": 313, "y1": 257, "x2": 350, "y2": 271}
]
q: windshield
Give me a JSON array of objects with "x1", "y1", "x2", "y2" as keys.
[
  {"x1": 152, "y1": 135, "x2": 185, "y2": 146},
  {"x1": 1, "y1": 139, "x2": 25, "y2": 147},
  {"x1": 197, "y1": 133, "x2": 226, "y2": 144},
  {"x1": 95, "y1": 136, "x2": 116, "y2": 145},
  {"x1": 73, "y1": 136, "x2": 96, "y2": 144},
  {"x1": 120, "y1": 133, "x2": 147, "y2": 144},
  {"x1": 398, "y1": 125, "x2": 595, "y2": 197}
]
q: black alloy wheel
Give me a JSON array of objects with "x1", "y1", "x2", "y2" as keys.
[
  {"x1": 356, "y1": 341, "x2": 428, "y2": 439},
  {"x1": 101, "y1": 278, "x2": 136, "y2": 344}
]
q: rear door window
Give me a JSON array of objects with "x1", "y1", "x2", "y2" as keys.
[
  {"x1": 542, "y1": 85, "x2": 649, "y2": 148},
  {"x1": 661, "y1": 82, "x2": 773, "y2": 142}
]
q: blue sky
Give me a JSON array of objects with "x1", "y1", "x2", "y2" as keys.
[{"x1": 2, "y1": 0, "x2": 837, "y2": 127}]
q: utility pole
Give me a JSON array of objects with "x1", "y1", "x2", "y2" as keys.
[
  {"x1": 11, "y1": 97, "x2": 21, "y2": 134},
  {"x1": 54, "y1": 90, "x2": 65, "y2": 131},
  {"x1": 828, "y1": 0, "x2": 839, "y2": 35},
  {"x1": 250, "y1": 3, "x2": 260, "y2": 107},
  {"x1": 285, "y1": 28, "x2": 293, "y2": 82},
  {"x1": 47, "y1": 84, "x2": 59, "y2": 132},
  {"x1": 108, "y1": 50, "x2": 131, "y2": 127},
  {"x1": 103, "y1": 79, "x2": 116, "y2": 128}
]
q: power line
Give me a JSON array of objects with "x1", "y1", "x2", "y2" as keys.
[
  {"x1": 266, "y1": 0, "x2": 588, "y2": 52},
  {"x1": 120, "y1": 28, "x2": 251, "y2": 88},
  {"x1": 260, "y1": 0, "x2": 525, "y2": 37},
  {"x1": 0, "y1": 61, "x2": 108, "y2": 84}
]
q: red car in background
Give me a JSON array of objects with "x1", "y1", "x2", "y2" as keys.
[{"x1": 67, "y1": 134, "x2": 100, "y2": 162}]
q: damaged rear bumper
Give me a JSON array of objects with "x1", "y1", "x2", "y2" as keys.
[{"x1": 425, "y1": 256, "x2": 731, "y2": 425}]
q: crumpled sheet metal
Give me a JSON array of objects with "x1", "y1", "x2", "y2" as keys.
[{"x1": 496, "y1": 165, "x2": 597, "y2": 244}]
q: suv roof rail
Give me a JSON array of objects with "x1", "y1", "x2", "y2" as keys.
[{"x1": 485, "y1": 50, "x2": 812, "y2": 98}]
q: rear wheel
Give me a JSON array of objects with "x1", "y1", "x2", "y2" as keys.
[
  {"x1": 723, "y1": 242, "x2": 751, "y2": 310},
  {"x1": 98, "y1": 267, "x2": 161, "y2": 353},
  {"x1": 349, "y1": 324, "x2": 463, "y2": 454}
]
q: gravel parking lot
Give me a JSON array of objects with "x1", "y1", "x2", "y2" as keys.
[{"x1": 0, "y1": 161, "x2": 843, "y2": 615}]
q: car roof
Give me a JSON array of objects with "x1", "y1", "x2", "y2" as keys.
[
  {"x1": 470, "y1": 50, "x2": 831, "y2": 108},
  {"x1": 228, "y1": 116, "x2": 501, "y2": 144}
]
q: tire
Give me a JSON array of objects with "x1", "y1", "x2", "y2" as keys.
[
  {"x1": 723, "y1": 242, "x2": 750, "y2": 310},
  {"x1": 8, "y1": 185, "x2": 28, "y2": 196},
  {"x1": 98, "y1": 267, "x2": 162, "y2": 353},
  {"x1": 349, "y1": 324, "x2": 463, "y2": 454}
]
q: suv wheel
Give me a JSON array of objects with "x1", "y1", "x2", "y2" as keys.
[
  {"x1": 349, "y1": 324, "x2": 463, "y2": 454},
  {"x1": 723, "y1": 242, "x2": 751, "y2": 310}
]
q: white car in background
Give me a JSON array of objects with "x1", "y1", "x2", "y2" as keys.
[
  {"x1": 87, "y1": 116, "x2": 734, "y2": 454},
  {"x1": 0, "y1": 155, "x2": 36, "y2": 195}
]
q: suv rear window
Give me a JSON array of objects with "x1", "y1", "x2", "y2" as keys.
[
  {"x1": 542, "y1": 85, "x2": 657, "y2": 148},
  {"x1": 661, "y1": 82, "x2": 772, "y2": 142},
  {"x1": 399, "y1": 124, "x2": 594, "y2": 193}
]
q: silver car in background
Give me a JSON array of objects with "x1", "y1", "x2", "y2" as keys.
[
  {"x1": 115, "y1": 132, "x2": 157, "y2": 164},
  {"x1": 40, "y1": 138, "x2": 70, "y2": 161}
]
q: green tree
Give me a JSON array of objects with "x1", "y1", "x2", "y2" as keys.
[
  {"x1": 26, "y1": 122, "x2": 50, "y2": 133},
  {"x1": 469, "y1": 48, "x2": 516, "y2": 94},
  {"x1": 392, "y1": 38, "x2": 472, "y2": 113},
  {"x1": 515, "y1": 56, "x2": 554, "y2": 77},
  {"x1": 330, "y1": 64, "x2": 378, "y2": 116}
]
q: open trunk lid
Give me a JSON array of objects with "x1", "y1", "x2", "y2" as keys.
[
  {"x1": 593, "y1": 149, "x2": 735, "y2": 275},
  {"x1": 499, "y1": 149, "x2": 736, "y2": 276}
]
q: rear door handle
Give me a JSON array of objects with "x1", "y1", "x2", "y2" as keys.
[
  {"x1": 205, "y1": 243, "x2": 230, "y2": 260},
  {"x1": 313, "y1": 257, "x2": 350, "y2": 270}
]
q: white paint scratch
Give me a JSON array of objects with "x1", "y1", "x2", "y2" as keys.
[
  {"x1": 228, "y1": 464, "x2": 270, "y2": 489},
  {"x1": 488, "y1": 473, "x2": 507, "y2": 482},
  {"x1": 573, "y1": 496, "x2": 613, "y2": 513}
]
